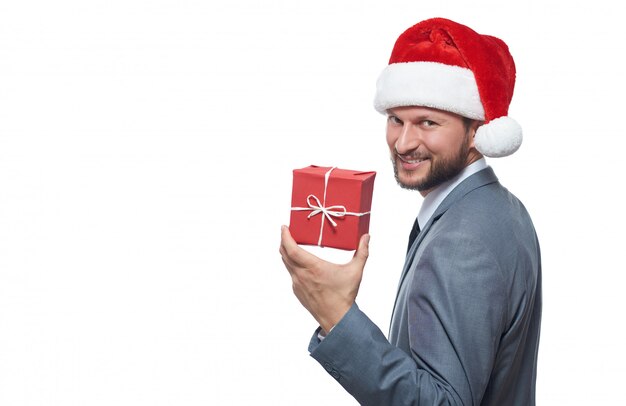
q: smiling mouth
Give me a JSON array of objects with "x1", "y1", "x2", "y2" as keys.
[{"x1": 397, "y1": 154, "x2": 429, "y2": 164}]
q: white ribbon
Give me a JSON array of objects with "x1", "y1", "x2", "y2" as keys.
[{"x1": 291, "y1": 167, "x2": 371, "y2": 246}]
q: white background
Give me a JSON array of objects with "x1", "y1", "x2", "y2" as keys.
[{"x1": 1, "y1": 0, "x2": 624, "y2": 404}]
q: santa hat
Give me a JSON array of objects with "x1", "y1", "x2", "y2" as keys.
[{"x1": 374, "y1": 18, "x2": 522, "y2": 158}]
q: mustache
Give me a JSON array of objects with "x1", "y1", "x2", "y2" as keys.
[{"x1": 394, "y1": 147, "x2": 430, "y2": 161}]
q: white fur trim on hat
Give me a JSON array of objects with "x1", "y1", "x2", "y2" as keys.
[
  {"x1": 374, "y1": 61, "x2": 485, "y2": 120},
  {"x1": 474, "y1": 116, "x2": 523, "y2": 158}
]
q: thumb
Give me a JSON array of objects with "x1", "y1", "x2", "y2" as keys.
[{"x1": 351, "y1": 233, "x2": 370, "y2": 268}]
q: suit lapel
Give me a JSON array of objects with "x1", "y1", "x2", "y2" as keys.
[
  {"x1": 391, "y1": 167, "x2": 499, "y2": 315},
  {"x1": 428, "y1": 166, "x2": 498, "y2": 225}
]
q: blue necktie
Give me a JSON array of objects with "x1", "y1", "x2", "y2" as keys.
[{"x1": 407, "y1": 216, "x2": 420, "y2": 253}]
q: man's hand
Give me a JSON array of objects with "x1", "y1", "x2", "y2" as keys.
[{"x1": 279, "y1": 225, "x2": 370, "y2": 334}]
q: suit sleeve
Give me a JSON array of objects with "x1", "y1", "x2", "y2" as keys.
[{"x1": 308, "y1": 228, "x2": 507, "y2": 405}]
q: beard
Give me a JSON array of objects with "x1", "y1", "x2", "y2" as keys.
[{"x1": 392, "y1": 136, "x2": 471, "y2": 192}]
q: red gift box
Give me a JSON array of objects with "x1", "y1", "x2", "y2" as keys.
[{"x1": 289, "y1": 165, "x2": 376, "y2": 250}]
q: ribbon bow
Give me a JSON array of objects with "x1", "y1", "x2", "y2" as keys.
[{"x1": 301, "y1": 194, "x2": 348, "y2": 227}]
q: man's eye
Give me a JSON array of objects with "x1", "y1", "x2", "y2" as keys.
[
  {"x1": 388, "y1": 116, "x2": 402, "y2": 125},
  {"x1": 422, "y1": 120, "x2": 437, "y2": 127}
]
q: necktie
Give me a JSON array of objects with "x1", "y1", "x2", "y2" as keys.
[{"x1": 407, "y1": 216, "x2": 421, "y2": 253}]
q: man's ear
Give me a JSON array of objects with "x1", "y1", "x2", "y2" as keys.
[{"x1": 468, "y1": 120, "x2": 484, "y2": 149}]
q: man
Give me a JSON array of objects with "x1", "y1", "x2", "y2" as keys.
[{"x1": 280, "y1": 17, "x2": 541, "y2": 405}]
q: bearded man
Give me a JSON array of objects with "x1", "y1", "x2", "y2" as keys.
[{"x1": 280, "y1": 17, "x2": 542, "y2": 405}]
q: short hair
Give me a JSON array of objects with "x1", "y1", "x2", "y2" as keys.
[{"x1": 462, "y1": 116, "x2": 474, "y2": 132}]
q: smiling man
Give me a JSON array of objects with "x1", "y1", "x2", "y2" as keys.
[
  {"x1": 388, "y1": 106, "x2": 481, "y2": 194},
  {"x1": 280, "y1": 17, "x2": 542, "y2": 405}
]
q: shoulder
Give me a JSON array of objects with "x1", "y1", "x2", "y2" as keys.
[
  {"x1": 439, "y1": 180, "x2": 534, "y2": 245},
  {"x1": 419, "y1": 179, "x2": 539, "y2": 291}
]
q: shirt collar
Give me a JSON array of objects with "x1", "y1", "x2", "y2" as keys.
[{"x1": 417, "y1": 158, "x2": 488, "y2": 229}]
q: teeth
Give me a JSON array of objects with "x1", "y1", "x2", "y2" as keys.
[{"x1": 400, "y1": 157, "x2": 425, "y2": 164}]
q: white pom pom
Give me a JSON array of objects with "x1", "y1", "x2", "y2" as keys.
[{"x1": 474, "y1": 117, "x2": 523, "y2": 158}]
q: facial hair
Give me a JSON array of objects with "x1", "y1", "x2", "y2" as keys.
[{"x1": 393, "y1": 134, "x2": 471, "y2": 192}]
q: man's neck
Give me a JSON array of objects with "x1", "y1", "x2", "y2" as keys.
[
  {"x1": 420, "y1": 153, "x2": 483, "y2": 197},
  {"x1": 416, "y1": 158, "x2": 488, "y2": 229}
]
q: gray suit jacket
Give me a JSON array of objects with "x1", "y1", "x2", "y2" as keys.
[{"x1": 308, "y1": 167, "x2": 542, "y2": 405}]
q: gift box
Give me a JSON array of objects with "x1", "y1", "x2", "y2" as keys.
[{"x1": 289, "y1": 165, "x2": 376, "y2": 250}]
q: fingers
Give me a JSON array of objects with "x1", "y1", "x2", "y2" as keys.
[
  {"x1": 279, "y1": 225, "x2": 317, "y2": 270},
  {"x1": 351, "y1": 233, "x2": 370, "y2": 268},
  {"x1": 280, "y1": 225, "x2": 295, "y2": 248},
  {"x1": 279, "y1": 225, "x2": 298, "y2": 259},
  {"x1": 281, "y1": 226, "x2": 369, "y2": 275}
]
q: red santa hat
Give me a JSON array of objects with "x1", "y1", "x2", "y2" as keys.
[{"x1": 374, "y1": 18, "x2": 522, "y2": 158}]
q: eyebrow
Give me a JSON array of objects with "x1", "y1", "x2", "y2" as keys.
[{"x1": 388, "y1": 111, "x2": 444, "y2": 122}]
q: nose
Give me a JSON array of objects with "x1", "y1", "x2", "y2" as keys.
[{"x1": 394, "y1": 123, "x2": 421, "y2": 155}]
